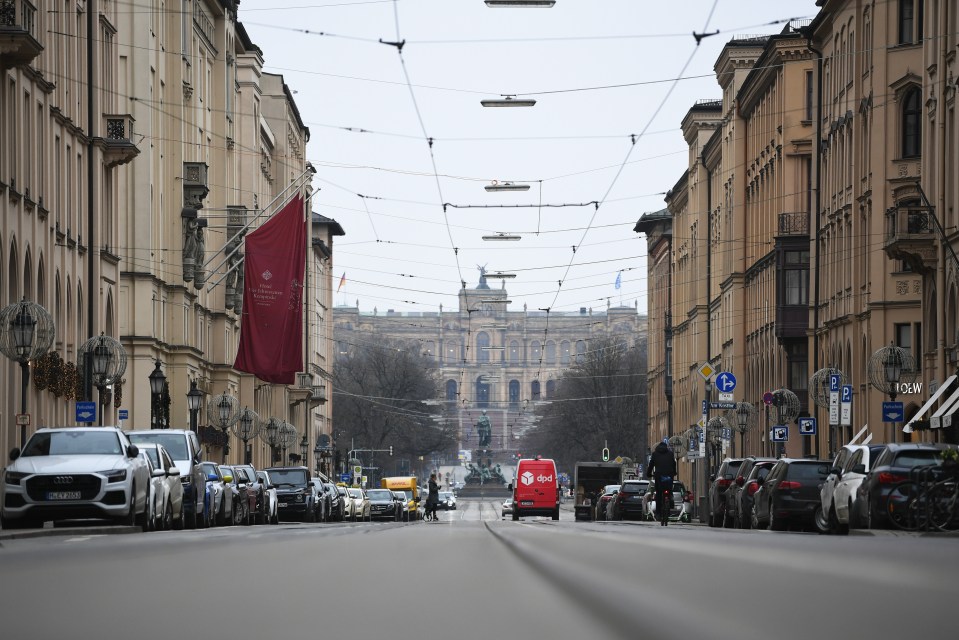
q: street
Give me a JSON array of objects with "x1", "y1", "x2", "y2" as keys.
[{"x1": 1, "y1": 497, "x2": 956, "y2": 640}]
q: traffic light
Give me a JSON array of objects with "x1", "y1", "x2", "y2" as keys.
[
  {"x1": 602, "y1": 447, "x2": 610, "y2": 462},
  {"x1": 388, "y1": 445, "x2": 393, "y2": 456}
]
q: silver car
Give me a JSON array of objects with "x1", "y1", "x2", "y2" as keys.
[
  {"x1": 1, "y1": 427, "x2": 151, "y2": 530},
  {"x1": 137, "y1": 443, "x2": 183, "y2": 531}
]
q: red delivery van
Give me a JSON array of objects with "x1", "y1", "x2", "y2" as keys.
[{"x1": 510, "y1": 457, "x2": 560, "y2": 521}]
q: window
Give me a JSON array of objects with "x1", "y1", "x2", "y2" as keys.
[
  {"x1": 894, "y1": 322, "x2": 921, "y2": 369},
  {"x1": 545, "y1": 380, "x2": 556, "y2": 398},
  {"x1": 531, "y1": 380, "x2": 541, "y2": 400},
  {"x1": 783, "y1": 250, "x2": 809, "y2": 305},
  {"x1": 805, "y1": 70, "x2": 814, "y2": 121},
  {"x1": 575, "y1": 340, "x2": 586, "y2": 364},
  {"x1": 477, "y1": 332, "x2": 490, "y2": 363},
  {"x1": 898, "y1": 0, "x2": 923, "y2": 45},
  {"x1": 560, "y1": 340, "x2": 571, "y2": 364},
  {"x1": 446, "y1": 380, "x2": 457, "y2": 401},
  {"x1": 446, "y1": 340, "x2": 459, "y2": 364},
  {"x1": 530, "y1": 340, "x2": 541, "y2": 362},
  {"x1": 902, "y1": 87, "x2": 922, "y2": 158},
  {"x1": 509, "y1": 380, "x2": 520, "y2": 407},
  {"x1": 509, "y1": 340, "x2": 519, "y2": 364},
  {"x1": 545, "y1": 341, "x2": 556, "y2": 364},
  {"x1": 476, "y1": 377, "x2": 490, "y2": 408}
]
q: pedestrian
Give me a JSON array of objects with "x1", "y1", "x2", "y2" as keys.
[
  {"x1": 427, "y1": 473, "x2": 440, "y2": 522},
  {"x1": 647, "y1": 439, "x2": 677, "y2": 526}
]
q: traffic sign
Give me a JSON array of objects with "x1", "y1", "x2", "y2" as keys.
[
  {"x1": 698, "y1": 362, "x2": 715, "y2": 380},
  {"x1": 841, "y1": 385, "x2": 853, "y2": 403},
  {"x1": 771, "y1": 425, "x2": 788, "y2": 442},
  {"x1": 118, "y1": 409, "x2": 129, "y2": 420},
  {"x1": 709, "y1": 401, "x2": 736, "y2": 410},
  {"x1": 340, "y1": 473, "x2": 351, "y2": 483},
  {"x1": 840, "y1": 385, "x2": 852, "y2": 426},
  {"x1": 718, "y1": 392, "x2": 734, "y2": 402},
  {"x1": 798, "y1": 417, "x2": 817, "y2": 435},
  {"x1": 829, "y1": 374, "x2": 841, "y2": 393},
  {"x1": 882, "y1": 401, "x2": 904, "y2": 423},
  {"x1": 353, "y1": 465, "x2": 363, "y2": 476},
  {"x1": 76, "y1": 401, "x2": 96, "y2": 423},
  {"x1": 15, "y1": 413, "x2": 30, "y2": 426},
  {"x1": 762, "y1": 391, "x2": 774, "y2": 406},
  {"x1": 715, "y1": 372, "x2": 737, "y2": 393}
]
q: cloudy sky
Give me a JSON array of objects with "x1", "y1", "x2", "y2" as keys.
[{"x1": 238, "y1": 0, "x2": 819, "y2": 316}]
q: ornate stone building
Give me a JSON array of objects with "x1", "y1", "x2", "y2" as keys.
[{"x1": 333, "y1": 275, "x2": 647, "y2": 456}]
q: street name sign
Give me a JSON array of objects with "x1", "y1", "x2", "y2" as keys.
[
  {"x1": 76, "y1": 401, "x2": 96, "y2": 423},
  {"x1": 882, "y1": 401, "x2": 904, "y2": 423},
  {"x1": 709, "y1": 402, "x2": 736, "y2": 410}
]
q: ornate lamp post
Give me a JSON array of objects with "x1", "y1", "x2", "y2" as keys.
[
  {"x1": 868, "y1": 343, "x2": 917, "y2": 442},
  {"x1": 771, "y1": 388, "x2": 801, "y2": 457},
  {"x1": 0, "y1": 299, "x2": 54, "y2": 445},
  {"x1": 314, "y1": 442, "x2": 324, "y2": 476},
  {"x1": 233, "y1": 407, "x2": 261, "y2": 465},
  {"x1": 187, "y1": 380, "x2": 203, "y2": 433},
  {"x1": 207, "y1": 393, "x2": 240, "y2": 462},
  {"x1": 279, "y1": 422, "x2": 297, "y2": 465},
  {"x1": 298, "y1": 435, "x2": 309, "y2": 466},
  {"x1": 259, "y1": 418, "x2": 281, "y2": 464},
  {"x1": 733, "y1": 401, "x2": 756, "y2": 456},
  {"x1": 149, "y1": 360, "x2": 167, "y2": 429},
  {"x1": 78, "y1": 333, "x2": 127, "y2": 426}
]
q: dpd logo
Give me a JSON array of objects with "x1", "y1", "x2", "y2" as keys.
[{"x1": 520, "y1": 471, "x2": 534, "y2": 486}]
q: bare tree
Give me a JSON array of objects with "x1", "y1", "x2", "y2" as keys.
[
  {"x1": 520, "y1": 337, "x2": 647, "y2": 471},
  {"x1": 333, "y1": 337, "x2": 457, "y2": 469}
]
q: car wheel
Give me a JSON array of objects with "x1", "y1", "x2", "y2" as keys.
[
  {"x1": 173, "y1": 501, "x2": 184, "y2": 531},
  {"x1": 813, "y1": 505, "x2": 830, "y2": 534},
  {"x1": 162, "y1": 500, "x2": 174, "y2": 531},
  {"x1": 723, "y1": 508, "x2": 734, "y2": 528},
  {"x1": 750, "y1": 507, "x2": 764, "y2": 530},
  {"x1": 512, "y1": 509, "x2": 519, "y2": 521},
  {"x1": 829, "y1": 504, "x2": 849, "y2": 535},
  {"x1": 769, "y1": 508, "x2": 787, "y2": 532},
  {"x1": 552, "y1": 508, "x2": 560, "y2": 521},
  {"x1": 866, "y1": 501, "x2": 874, "y2": 530},
  {"x1": 233, "y1": 501, "x2": 245, "y2": 526},
  {"x1": 135, "y1": 488, "x2": 150, "y2": 531}
]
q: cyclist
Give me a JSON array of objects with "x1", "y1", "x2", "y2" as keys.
[{"x1": 647, "y1": 439, "x2": 677, "y2": 526}]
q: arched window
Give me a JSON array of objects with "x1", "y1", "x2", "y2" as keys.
[
  {"x1": 530, "y1": 340, "x2": 541, "y2": 363},
  {"x1": 446, "y1": 379, "x2": 458, "y2": 401},
  {"x1": 560, "y1": 340, "x2": 571, "y2": 364},
  {"x1": 545, "y1": 340, "x2": 556, "y2": 364},
  {"x1": 545, "y1": 379, "x2": 556, "y2": 398},
  {"x1": 477, "y1": 332, "x2": 490, "y2": 363},
  {"x1": 446, "y1": 340, "x2": 459, "y2": 364},
  {"x1": 575, "y1": 340, "x2": 586, "y2": 364},
  {"x1": 509, "y1": 340, "x2": 519, "y2": 363},
  {"x1": 423, "y1": 341, "x2": 435, "y2": 360},
  {"x1": 902, "y1": 87, "x2": 921, "y2": 158},
  {"x1": 531, "y1": 380, "x2": 541, "y2": 400},
  {"x1": 509, "y1": 380, "x2": 520, "y2": 408}
]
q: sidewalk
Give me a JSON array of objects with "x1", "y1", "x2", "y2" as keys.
[{"x1": 0, "y1": 523, "x2": 140, "y2": 542}]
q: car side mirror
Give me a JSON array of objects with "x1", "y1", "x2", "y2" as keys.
[
  {"x1": 195, "y1": 452, "x2": 202, "y2": 463},
  {"x1": 152, "y1": 468, "x2": 166, "y2": 478},
  {"x1": 208, "y1": 474, "x2": 219, "y2": 481},
  {"x1": 126, "y1": 444, "x2": 139, "y2": 458},
  {"x1": 852, "y1": 464, "x2": 866, "y2": 474},
  {"x1": 831, "y1": 468, "x2": 842, "y2": 479},
  {"x1": 508, "y1": 483, "x2": 513, "y2": 491},
  {"x1": 9, "y1": 447, "x2": 21, "y2": 461},
  {"x1": 709, "y1": 474, "x2": 715, "y2": 482},
  {"x1": 168, "y1": 468, "x2": 181, "y2": 477}
]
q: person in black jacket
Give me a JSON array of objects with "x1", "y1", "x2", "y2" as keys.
[
  {"x1": 427, "y1": 473, "x2": 440, "y2": 522},
  {"x1": 647, "y1": 440, "x2": 677, "y2": 526}
]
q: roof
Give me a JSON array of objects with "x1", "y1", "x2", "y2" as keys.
[{"x1": 312, "y1": 212, "x2": 345, "y2": 236}]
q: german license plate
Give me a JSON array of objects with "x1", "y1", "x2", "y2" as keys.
[
  {"x1": 521, "y1": 500, "x2": 534, "y2": 506},
  {"x1": 47, "y1": 491, "x2": 81, "y2": 500},
  {"x1": 278, "y1": 502, "x2": 288, "y2": 508}
]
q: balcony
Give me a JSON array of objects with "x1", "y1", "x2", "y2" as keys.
[
  {"x1": 777, "y1": 211, "x2": 809, "y2": 236},
  {"x1": 0, "y1": 0, "x2": 42, "y2": 68},
  {"x1": 99, "y1": 114, "x2": 140, "y2": 168},
  {"x1": 883, "y1": 204, "x2": 938, "y2": 273}
]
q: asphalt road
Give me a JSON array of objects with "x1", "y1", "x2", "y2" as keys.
[{"x1": 1, "y1": 498, "x2": 956, "y2": 640}]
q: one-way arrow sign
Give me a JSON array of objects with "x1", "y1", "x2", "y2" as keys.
[{"x1": 882, "y1": 401, "x2": 904, "y2": 423}]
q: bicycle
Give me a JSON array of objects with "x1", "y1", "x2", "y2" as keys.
[{"x1": 886, "y1": 465, "x2": 959, "y2": 532}]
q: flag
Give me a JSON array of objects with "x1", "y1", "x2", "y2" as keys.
[
  {"x1": 337, "y1": 272, "x2": 346, "y2": 293},
  {"x1": 614, "y1": 271, "x2": 622, "y2": 290},
  {"x1": 233, "y1": 193, "x2": 306, "y2": 384}
]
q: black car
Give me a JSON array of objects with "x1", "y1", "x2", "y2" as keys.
[
  {"x1": 609, "y1": 479, "x2": 649, "y2": 520},
  {"x1": 725, "y1": 457, "x2": 777, "y2": 528},
  {"x1": 325, "y1": 482, "x2": 345, "y2": 521},
  {"x1": 752, "y1": 458, "x2": 831, "y2": 532},
  {"x1": 707, "y1": 458, "x2": 745, "y2": 527},
  {"x1": 736, "y1": 460, "x2": 777, "y2": 529},
  {"x1": 854, "y1": 443, "x2": 956, "y2": 530},
  {"x1": 367, "y1": 488, "x2": 401, "y2": 521},
  {"x1": 265, "y1": 466, "x2": 318, "y2": 522}
]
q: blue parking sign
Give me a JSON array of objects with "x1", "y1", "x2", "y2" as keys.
[
  {"x1": 771, "y1": 425, "x2": 788, "y2": 442},
  {"x1": 75, "y1": 401, "x2": 96, "y2": 423},
  {"x1": 798, "y1": 417, "x2": 817, "y2": 435}
]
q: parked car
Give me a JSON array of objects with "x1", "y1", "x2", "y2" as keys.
[
  {"x1": 338, "y1": 485, "x2": 355, "y2": 521},
  {"x1": 199, "y1": 462, "x2": 232, "y2": 527},
  {"x1": 725, "y1": 457, "x2": 777, "y2": 528},
  {"x1": 609, "y1": 479, "x2": 649, "y2": 521},
  {"x1": 751, "y1": 458, "x2": 832, "y2": 532},
  {"x1": 391, "y1": 491, "x2": 408, "y2": 519},
  {"x1": 735, "y1": 459, "x2": 777, "y2": 529},
  {"x1": 438, "y1": 491, "x2": 457, "y2": 510},
  {"x1": 326, "y1": 482, "x2": 346, "y2": 521},
  {"x1": 1, "y1": 427, "x2": 151, "y2": 530},
  {"x1": 137, "y1": 443, "x2": 184, "y2": 531},
  {"x1": 309, "y1": 479, "x2": 328, "y2": 523},
  {"x1": 347, "y1": 487, "x2": 371, "y2": 521},
  {"x1": 126, "y1": 429, "x2": 207, "y2": 529},
  {"x1": 853, "y1": 443, "x2": 957, "y2": 530},
  {"x1": 220, "y1": 465, "x2": 254, "y2": 526},
  {"x1": 596, "y1": 484, "x2": 620, "y2": 521},
  {"x1": 707, "y1": 458, "x2": 745, "y2": 527},
  {"x1": 256, "y1": 470, "x2": 280, "y2": 524},
  {"x1": 267, "y1": 466, "x2": 319, "y2": 522},
  {"x1": 235, "y1": 464, "x2": 269, "y2": 525},
  {"x1": 828, "y1": 444, "x2": 887, "y2": 533},
  {"x1": 502, "y1": 497, "x2": 513, "y2": 518},
  {"x1": 367, "y1": 488, "x2": 401, "y2": 521}
]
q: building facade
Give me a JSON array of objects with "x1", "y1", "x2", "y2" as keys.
[{"x1": 1, "y1": 1, "x2": 340, "y2": 470}]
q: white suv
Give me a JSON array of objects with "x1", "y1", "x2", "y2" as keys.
[{"x1": 1, "y1": 427, "x2": 150, "y2": 530}]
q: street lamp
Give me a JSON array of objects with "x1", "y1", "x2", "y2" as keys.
[
  {"x1": 260, "y1": 418, "x2": 281, "y2": 464},
  {"x1": 207, "y1": 393, "x2": 240, "y2": 462},
  {"x1": 733, "y1": 401, "x2": 755, "y2": 457},
  {"x1": 233, "y1": 407, "x2": 260, "y2": 465},
  {"x1": 485, "y1": 181, "x2": 530, "y2": 192},
  {"x1": 78, "y1": 333, "x2": 127, "y2": 426},
  {"x1": 187, "y1": 379, "x2": 203, "y2": 433},
  {"x1": 314, "y1": 442, "x2": 324, "y2": 475},
  {"x1": 149, "y1": 360, "x2": 167, "y2": 429},
  {"x1": 299, "y1": 435, "x2": 309, "y2": 466},
  {"x1": 771, "y1": 388, "x2": 800, "y2": 457},
  {"x1": 0, "y1": 299, "x2": 54, "y2": 446},
  {"x1": 868, "y1": 343, "x2": 917, "y2": 442},
  {"x1": 480, "y1": 95, "x2": 536, "y2": 107}
]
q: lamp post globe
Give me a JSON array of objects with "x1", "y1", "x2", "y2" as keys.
[
  {"x1": 187, "y1": 380, "x2": 203, "y2": 433},
  {"x1": 149, "y1": 360, "x2": 166, "y2": 429},
  {"x1": 0, "y1": 299, "x2": 54, "y2": 446}
]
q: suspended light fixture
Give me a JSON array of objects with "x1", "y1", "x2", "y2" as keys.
[
  {"x1": 481, "y1": 95, "x2": 536, "y2": 107},
  {"x1": 484, "y1": 272, "x2": 516, "y2": 279},
  {"x1": 485, "y1": 182, "x2": 531, "y2": 192},
  {"x1": 479, "y1": 299, "x2": 511, "y2": 304},
  {"x1": 486, "y1": 1, "x2": 556, "y2": 7},
  {"x1": 482, "y1": 233, "x2": 521, "y2": 241}
]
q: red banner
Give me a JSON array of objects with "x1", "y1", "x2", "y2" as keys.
[{"x1": 233, "y1": 193, "x2": 305, "y2": 384}]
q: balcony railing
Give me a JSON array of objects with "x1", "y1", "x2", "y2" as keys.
[
  {"x1": 100, "y1": 114, "x2": 139, "y2": 168},
  {"x1": 883, "y1": 204, "x2": 937, "y2": 272},
  {"x1": 777, "y1": 211, "x2": 809, "y2": 236},
  {"x1": 0, "y1": 0, "x2": 42, "y2": 68}
]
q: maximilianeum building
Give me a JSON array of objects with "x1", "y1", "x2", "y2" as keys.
[
  {"x1": 638, "y1": 3, "x2": 959, "y2": 498},
  {"x1": 333, "y1": 273, "x2": 648, "y2": 456}
]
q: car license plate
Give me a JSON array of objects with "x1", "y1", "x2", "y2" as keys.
[
  {"x1": 521, "y1": 500, "x2": 534, "y2": 506},
  {"x1": 278, "y1": 502, "x2": 288, "y2": 508},
  {"x1": 47, "y1": 491, "x2": 81, "y2": 500}
]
